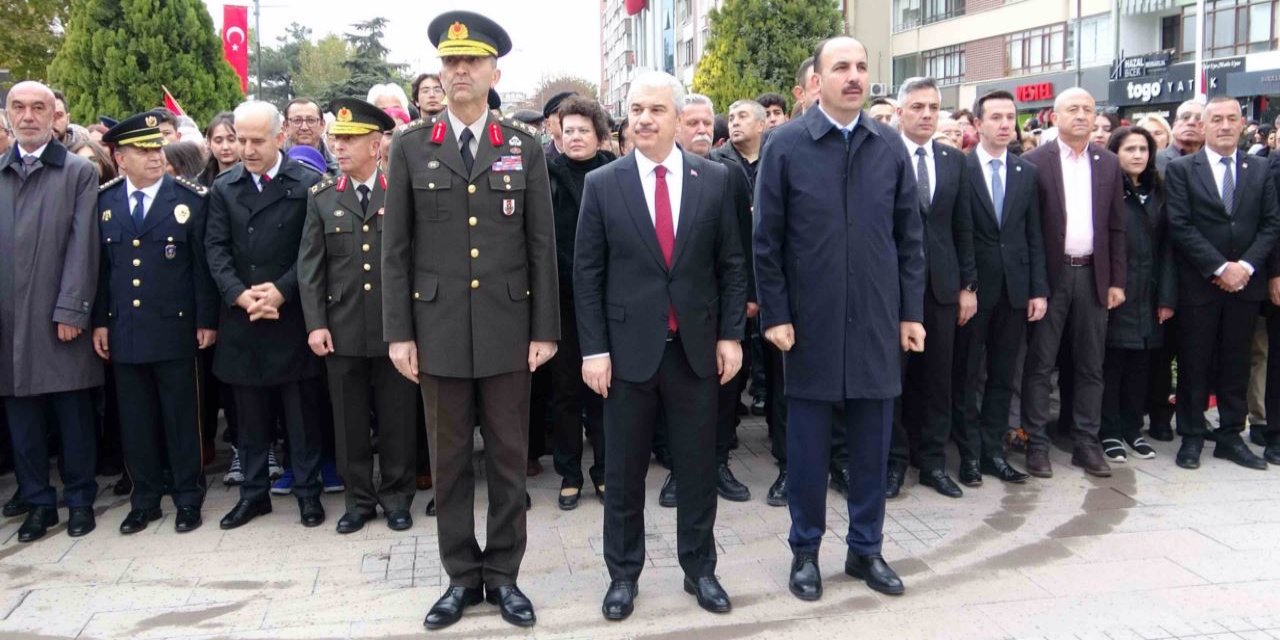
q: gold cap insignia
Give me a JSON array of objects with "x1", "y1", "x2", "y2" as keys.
[
  {"x1": 448, "y1": 21, "x2": 469, "y2": 40},
  {"x1": 145, "y1": 115, "x2": 158, "y2": 128},
  {"x1": 337, "y1": 107, "x2": 353, "y2": 123},
  {"x1": 102, "y1": 210, "x2": 112, "y2": 222},
  {"x1": 174, "y1": 204, "x2": 190, "y2": 224}
]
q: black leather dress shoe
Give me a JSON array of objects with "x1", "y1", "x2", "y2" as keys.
[
  {"x1": 885, "y1": 463, "x2": 905, "y2": 499},
  {"x1": 67, "y1": 506, "x2": 95, "y2": 537},
  {"x1": 174, "y1": 506, "x2": 202, "y2": 533},
  {"x1": 423, "y1": 585, "x2": 484, "y2": 630},
  {"x1": 113, "y1": 475, "x2": 132, "y2": 496},
  {"x1": 1250, "y1": 425, "x2": 1269, "y2": 447},
  {"x1": 1265, "y1": 444, "x2": 1280, "y2": 466},
  {"x1": 219, "y1": 498, "x2": 272, "y2": 530},
  {"x1": 1148, "y1": 423, "x2": 1175, "y2": 442},
  {"x1": 1176, "y1": 437, "x2": 1203, "y2": 470},
  {"x1": 683, "y1": 575, "x2": 731, "y2": 613},
  {"x1": 425, "y1": 498, "x2": 436, "y2": 516},
  {"x1": 486, "y1": 584, "x2": 536, "y2": 627},
  {"x1": 386, "y1": 509, "x2": 412, "y2": 531},
  {"x1": 845, "y1": 553, "x2": 904, "y2": 595},
  {"x1": 299, "y1": 497, "x2": 325, "y2": 527},
  {"x1": 829, "y1": 469, "x2": 850, "y2": 498},
  {"x1": 1214, "y1": 440, "x2": 1268, "y2": 470},
  {"x1": 789, "y1": 553, "x2": 822, "y2": 601},
  {"x1": 602, "y1": 580, "x2": 638, "y2": 620},
  {"x1": 17, "y1": 506, "x2": 58, "y2": 542},
  {"x1": 659, "y1": 473, "x2": 677, "y2": 508},
  {"x1": 336, "y1": 511, "x2": 372, "y2": 534},
  {"x1": 958, "y1": 459, "x2": 982, "y2": 487},
  {"x1": 716, "y1": 464, "x2": 751, "y2": 501},
  {"x1": 3, "y1": 493, "x2": 30, "y2": 518},
  {"x1": 766, "y1": 470, "x2": 787, "y2": 507},
  {"x1": 559, "y1": 485, "x2": 581, "y2": 511},
  {"x1": 119, "y1": 507, "x2": 162, "y2": 535},
  {"x1": 919, "y1": 469, "x2": 963, "y2": 498},
  {"x1": 980, "y1": 458, "x2": 1028, "y2": 483}
]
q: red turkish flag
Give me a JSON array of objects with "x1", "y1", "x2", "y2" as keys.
[{"x1": 223, "y1": 5, "x2": 249, "y2": 95}]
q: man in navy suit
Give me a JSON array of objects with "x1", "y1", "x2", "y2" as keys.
[
  {"x1": 887, "y1": 76, "x2": 976, "y2": 500},
  {"x1": 92, "y1": 112, "x2": 219, "y2": 535},
  {"x1": 575, "y1": 71, "x2": 746, "y2": 621},
  {"x1": 1168, "y1": 96, "x2": 1280, "y2": 470},
  {"x1": 754, "y1": 37, "x2": 926, "y2": 602}
]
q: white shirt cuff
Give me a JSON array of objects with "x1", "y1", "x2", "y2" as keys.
[
  {"x1": 1242, "y1": 261, "x2": 1255, "y2": 276},
  {"x1": 1214, "y1": 263, "x2": 1229, "y2": 277},
  {"x1": 583, "y1": 353, "x2": 609, "y2": 360}
]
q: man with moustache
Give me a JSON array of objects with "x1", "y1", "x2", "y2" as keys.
[
  {"x1": 206, "y1": 100, "x2": 328, "y2": 530},
  {"x1": 284, "y1": 98, "x2": 339, "y2": 175},
  {"x1": 0, "y1": 81, "x2": 103, "y2": 542},
  {"x1": 92, "y1": 112, "x2": 218, "y2": 534},
  {"x1": 887, "y1": 77, "x2": 975, "y2": 499},
  {"x1": 298, "y1": 98, "x2": 418, "y2": 534},
  {"x1": 1167, "y1": 96, "x2": 1280, "y2": 470},
  {"x1": 382, "y1": 11, "x2": 559, "y2": 630},
  {"x1": 755, "y1": 37, "x2": 926, "y2": 601},
  {"x1": 652, "y1": 93, "x2": 751, "y2": 506},
  {"x1": 575, "y1": 70, "x2": 746, "y2": 620}
]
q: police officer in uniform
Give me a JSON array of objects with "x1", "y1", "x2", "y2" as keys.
[
  {"x1": 91, "y1": 112, "x2": 219, "y2": 534},
  {"x1": 383, "y1": 11, "x2": 560, "y2": 631},
  {"x1": 298, "y1": 98, "x2": 417, "y2": 534}
]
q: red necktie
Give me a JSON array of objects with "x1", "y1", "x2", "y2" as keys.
[{"x1": 654, "y1": 165, "x2": 677, "y2": 333}]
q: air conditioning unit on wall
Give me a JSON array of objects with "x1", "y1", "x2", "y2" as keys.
[{"x1": 869, "y1": 83, "x2": 890, "y2": 97}]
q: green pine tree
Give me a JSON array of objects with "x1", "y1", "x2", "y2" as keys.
[
  {"x1": 321, "y1": 18, "x2": 407, "y2": 106},
  {"x1": 48, "y1": 0, "x2": 245, "y2": 124},
  {"x1": 693, "y1": 0, "x2": 844, "y2": 112},
  {"x1": 0, "y1": 0, "x2": 70, "y2": 83}
]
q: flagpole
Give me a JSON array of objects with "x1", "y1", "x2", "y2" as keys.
[
  {"x1": 254, "y1": 0, "x2": 262, "y2": 99},
  {"x1": 1193, "y1": 0, "x2": 1205, "y2": 101}
]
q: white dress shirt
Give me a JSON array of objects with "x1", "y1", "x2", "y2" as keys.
[
  {"x1": 817, "y1": 104, "x2": 860, "y2": 138},
  {"x1": 253, "y1": 152, "x2": 282, "y2": 192},
  {"x1": 125, "y1": 178, "x2": 163, "y2": 220},
  {"x1": 448, "y1": 109, "x2": 486, "y2": 159},
  {"x1": 902, "y1": 135, "x2": 936, "y2": 204},
  {"x1": 634, "y1": 146, "x2": 684, "y2": 231},
  {"x1": 1059, "y1": 142, "x2": 1095, "y2": 257},
  {"x1": 583, "y1": 146, "x2": 686, "y2": 361},
  {"x1": 19, "y1": 143, "x2": 48, "y2": 164},
  {"x1": 1204, "y1": 146, "x2": 1254, "y2": 276},
  {"x1": 973, "y1": 144, "x2": 1007, "y2": 208}
]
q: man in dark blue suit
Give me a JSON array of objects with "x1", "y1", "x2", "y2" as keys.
[
  {"x1": 754, "y1": 37, "x2": 926, "y2": 602},
  {"x1": 92, "y1": 112, "x2": 219, "y2": 534},
  {"x1": 575, "y1": 71, "x2": 747, "y2": 620}
]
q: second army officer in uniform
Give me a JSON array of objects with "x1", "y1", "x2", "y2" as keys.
[
  {"x1": 92, "y1": 113, "x2": 219, "y2": 535},
  {"x1": 298, "y1": 99, "x2": 418, "y2": 534},
  {"x1": 382, "y1": 11, "x2": 560, "y2": 632}
]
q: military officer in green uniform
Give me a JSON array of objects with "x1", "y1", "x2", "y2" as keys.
[
  {"x1": 382, "y1": 10, "x2": 560, "y2": 631},
  {"x1": 298, "y1": 98, "x2": 417, "y2": 535}
]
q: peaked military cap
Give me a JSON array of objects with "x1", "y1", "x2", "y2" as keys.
[
  {"x1": 101, "y1": 111, "x2": 166, "y2": 148},
  {"x1": 328, "y1": 98, "x2": 397, "y2": 136},
  {"x1": 428, "y1": 11, "x2": 512, "y2": 59}
]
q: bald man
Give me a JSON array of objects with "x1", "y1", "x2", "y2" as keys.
[{"x1": 1, "y1": 81, "x2": 103, "y2": 542}]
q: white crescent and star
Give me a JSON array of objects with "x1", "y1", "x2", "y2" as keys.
[{"x1": 224, "y1": 26, "x2": 246, "y2": 52}]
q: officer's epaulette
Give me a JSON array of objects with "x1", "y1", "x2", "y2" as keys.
[
  {"x1": 99, "y1": 175, "x2": 125, "y2": 192},
  {"x1": 310, "y1": 176, "x2": 338, "y2": 195},
  {"x1": 173, "y1": 175, "x2": 208, "y2": 196},
  {"x1": 502, "y1": 117, "x2": 538, "y2": 138},
  {"x1": 399, "y1": 117, "x2": 432, "y2": 134}
]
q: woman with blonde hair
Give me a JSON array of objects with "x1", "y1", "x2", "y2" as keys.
[{"x1": 1135, "y1": 114, "x2": 1172, "y2": 151}]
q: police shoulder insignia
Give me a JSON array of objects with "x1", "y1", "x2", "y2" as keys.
[
  {"x1": 174, "y1": 176, "x2": 208, "y2": 196},
  {"x1": 99, "y1": 175, "x2": 125, "y2": 192}
]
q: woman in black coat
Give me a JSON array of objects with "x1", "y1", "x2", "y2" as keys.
[
  {"x1": 1100, "y1": 126, "x2": 1177, "y2": 462},
  {"x1": 545, "y1": 96, "x2": 616, "y2": 509}
]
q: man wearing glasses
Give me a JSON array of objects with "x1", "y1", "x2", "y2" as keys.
[{"x1": 284, "y1": 98, "x2": 338, "y2": 175}]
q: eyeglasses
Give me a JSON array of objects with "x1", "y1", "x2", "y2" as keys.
[{"x1": 288, "y1": 117, "x2": 322, "y2": 128}]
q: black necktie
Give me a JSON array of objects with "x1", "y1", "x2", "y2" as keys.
[
  {"x1": 357, "y1": 184, "x2": 370, "y2": 215},
  {"x1": 460, "y1": 128, "x2": 475, "y2": 175}
]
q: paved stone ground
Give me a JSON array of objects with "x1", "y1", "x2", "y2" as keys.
[{"x1": 3, "y1": 411, "x2": 1280, "y2": 639}]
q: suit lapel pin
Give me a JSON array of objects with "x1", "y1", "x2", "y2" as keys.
[
  {"x1": 1243, "y1": 162, "x2": 1249, "y2": 169},
  {"x1": 428, "y1": 160, "x2": 440, "y2": 169},
  {"x1": 1093, "y1": 155, "x2": 1100, "y2": 161},
  {"x1": 1015, "y1": 166, "x2": 1022, "y2": 172},
  {"x1": 941, "y1": 150, "x2": 948, "y2": 156},
  {"x1": 690, "y1": 169, "x2": 698, "y2": 177}
]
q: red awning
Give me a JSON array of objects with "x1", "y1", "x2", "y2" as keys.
[{"x1": 626, "y1": 0, "x2": 646, "y2": 16}]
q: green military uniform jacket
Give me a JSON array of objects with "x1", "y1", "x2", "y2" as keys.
[
  {"x1": 382, "y1": 111, "x2": 560, "y2": 378},
  {"x1": 298, "y1": 169, "x2": 391, "y2": 358}
]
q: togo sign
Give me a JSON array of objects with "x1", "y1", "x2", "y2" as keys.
[{"x1": 1111, "y1": 57, "x2": 1244, "y2": 105}]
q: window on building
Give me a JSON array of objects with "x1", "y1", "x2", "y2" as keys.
[
  {"x1": 893, "y1": 54, "x2": 920, "y2": 86},
  {"x1": 893, "y1": 0, "x2": 963, "y2": 31},
  {"x1": 923, "y1": 45, "x2": 965, "y2": 86},
  {"x1": 893, "y1": 0, "x2": 921, "y2": 31},
  {"x1": 1181, "y1": 0, "x2": 1278, "y2": 60},
  {"x1": 924, "y1": 0, "x2": 964, "y2": 24},
  {"x1": 1006, "y1": 24, "x2": 1068, "y2": 75},
  {"x1": 1069, "y1": 14, "x2": 1112, "y2": 67},
  {"x1": 1161, "y1": 15, "x2": 1181, "y2": 51}
]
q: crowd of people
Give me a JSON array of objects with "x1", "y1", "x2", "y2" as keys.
[{"x1": 2, "y1": 7, "x2": 1280, "y2": 632}]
